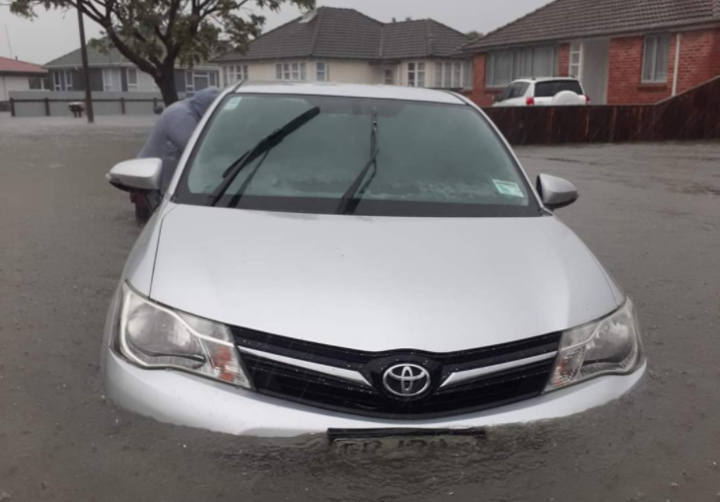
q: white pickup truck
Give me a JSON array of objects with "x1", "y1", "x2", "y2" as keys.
[{"x1": 492, "y1": 78, "x2": 589, "y2": 107}]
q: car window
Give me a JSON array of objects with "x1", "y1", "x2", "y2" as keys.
[
  {"x1": 500, "y1": 84, "x2": 515, "y2": 101},
  {"x1": 500, "y1": 82, "x2": 529, "y2": 101},
  {"x1": 534, "y1": 80, "x2": 584, "y2": 97},
  {"x1": 176, "y1": 94, "x2": 540, "y2": 217},
  {"x1": 512, "y1": 82, "x2": 530, "y2": 98}
]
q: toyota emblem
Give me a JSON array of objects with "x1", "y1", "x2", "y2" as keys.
[{"x1": 382, "y1": 363, "x2": 431, "y2": 398}]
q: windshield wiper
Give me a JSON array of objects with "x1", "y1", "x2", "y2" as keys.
[
  {"x1": 209, "y1": 106, "x2": 320, "y2": 206},
  {"x1": 337, "y1": 109, "x2": 379, "y2": 214}
]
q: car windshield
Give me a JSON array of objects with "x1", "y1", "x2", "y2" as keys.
[
  {"x1": 535, "y1": 80, "x2": 584, "y2": 97},
  {"x1": 176, "y1": 93, "x2": 539, "y2": 217}
]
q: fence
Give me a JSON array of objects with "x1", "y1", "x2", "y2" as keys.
[
  {"x1": 480, "y1": 75, "x2": 720, "y2": 146},
  {"x1": 8, "y1": 91, "x2": 166, "y2": 117}
]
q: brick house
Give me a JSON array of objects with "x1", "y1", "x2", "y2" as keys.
[{"x1": 462, "y1": 0, "x2": 720, "y2": 106}]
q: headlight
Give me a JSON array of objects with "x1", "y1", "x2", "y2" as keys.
[
  {"x1": 546, "y1": 298, "x2": 643, "y2": 391},
  {"x1": 116, "y1": 283, "x2": 250, "y2": 388}
]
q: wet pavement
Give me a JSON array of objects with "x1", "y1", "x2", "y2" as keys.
[{"x1": 1, "y1": 115, "x2": 720, "y2": 502}]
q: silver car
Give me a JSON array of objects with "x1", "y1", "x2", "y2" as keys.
[{"x1": 103, "y1": 83, "x2": 645, "y2": 438}]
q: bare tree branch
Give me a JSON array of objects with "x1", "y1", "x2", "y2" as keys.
[{"x1": 62, "y1": 0, "x2": 106, "y2": 25}]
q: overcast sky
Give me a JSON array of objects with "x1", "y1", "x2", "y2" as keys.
[{"x1": 0, "y1": 0, "x2": 549, "y2": 65}]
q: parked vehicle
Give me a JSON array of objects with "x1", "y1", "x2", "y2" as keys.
[
  {"x1": 493, "y1": 78, "x2": 589, "y2": 107},
  {"x1": 103, "y1": 83, "x2": 644, "y2": 437}
]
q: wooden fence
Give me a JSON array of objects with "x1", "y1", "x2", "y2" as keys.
[{"x1": 481, "y1": 75, "x2": 720, "y2": 145}]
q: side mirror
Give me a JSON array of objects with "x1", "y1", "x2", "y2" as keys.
[
  {"x1": 106, "y1": 158, "x2": 162, "y2": 192},
  {"x1": 493, "y1": 94, "x2": 501, "y2": 103},
  {"x1": 536, "y1": 174, "x2": 578, "y2": 210}
]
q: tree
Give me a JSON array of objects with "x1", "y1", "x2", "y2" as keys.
[
  {"x1": 8, "y1": 0, "x2": 315, "y2": 104},
  {"x1": 466, "y1": 30, "x2": 483, "y2": 41}
]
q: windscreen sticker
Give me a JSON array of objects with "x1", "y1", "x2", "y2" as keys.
[
  {"x1": 493, "y1": 180, "x2": 525, "y2": 198},
  {"x1": 224, "y1": 97, "x2": 242, "y2": 110}
]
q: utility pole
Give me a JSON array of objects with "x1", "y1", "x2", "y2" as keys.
[
  {"x1": 76, "y1": 2, "x2": 94, "y2": 123},
  {"x1": 4, "y1": 25, "x2": 14, "y2": 59}
]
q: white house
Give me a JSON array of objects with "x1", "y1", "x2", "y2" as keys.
[
  {"x1": 44, "y1": 46, "x2": 220, "y2": 95},
  {"x1": 0, "y1": 56, "x2": 49, "y2": 105},
  {"x1": 215, "y1": 8, "x2": 473, "y2": 90}
]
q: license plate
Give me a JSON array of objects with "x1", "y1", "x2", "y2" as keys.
[{"x1": 328, "y1": 428, "x2": 486, "y2": 454}]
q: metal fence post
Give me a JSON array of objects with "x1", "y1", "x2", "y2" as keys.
[
  {"x1": 120, "y1": 97, "x2": 126, "y2": 115},
  {"x1": 44, "y1": 98, "x2": 50, "y2": 117},
  {"x1": 9, "y1": 98, "x2": 15, "y2": 117}
]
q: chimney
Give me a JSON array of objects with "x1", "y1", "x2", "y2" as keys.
[{"x1": 392, "y1": 17, "x2": 397, "y2": 23}]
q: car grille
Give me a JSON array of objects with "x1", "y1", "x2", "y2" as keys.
[{"x1": 232, "y1": 326, "x2": 561, "y2": 420}]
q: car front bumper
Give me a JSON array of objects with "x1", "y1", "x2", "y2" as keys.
[{"x1": 104, "y1": 349, "x2": 646, "y2": 438}]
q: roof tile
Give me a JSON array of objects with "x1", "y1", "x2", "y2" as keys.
[
  {"x1": 464, "y1": 0, "x2": 720, "y2": 52},
  {"x1": 0, "y1": 56, "x2": 47, "y2": 75},
  {"x1": 44, "y1": 46, "x2": 126, "y2": 67},
  {"x1": 215, "y1": 7, "x2": 469, "y2": 62}
]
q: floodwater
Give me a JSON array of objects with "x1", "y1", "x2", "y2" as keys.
[{"x1": 1, "y1": 114, "x2": 720, "y2": 501}]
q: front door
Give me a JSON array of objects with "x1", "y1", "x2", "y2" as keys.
[
  {"x1": 579, "y1": 38, "x2": 610, "y2": 104},
  {"x1": 384, "y1": 68, "x2": 394, "y2": 85}
]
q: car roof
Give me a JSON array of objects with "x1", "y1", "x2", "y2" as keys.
[
  {"x1": 512, "y1": 77, "x2": 581, "y2": 84},
  {"x1": 233, "y1": 81, "x2": 466, "y2": 104}
]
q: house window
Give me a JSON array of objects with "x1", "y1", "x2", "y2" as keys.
[
  {"x1": 29, "y1": 76, "x2": 50, "y2": 90},
  {"x1": 185, "y1": 70, "x2": 215, "y2": 94},
  {"x1": 127, "y1": 68, "x2": 139, "y2": 91},
  {"x1": 486, "y1": 46, "x2": 558, "y2": 87},
  {"x1": 102, "y1": 68, "x2": 113, "y2": 91},
  {"x1": 224, "y1": 65, "x2": 249, "y2": 85},
  {"x1": 464, "y1": 61, "x2": 473, "y2": 88},
  {"x1": 275, "y1": 62, "x2": 307, "y2": 81},
  {"x1": 407, "y1": 62, "x2": 426, "y2": 87},
  {"x1": 512, "y1": 49, "x2": 533, "y2": 80},
  {"x1": 486, "y1": 51, "x2": 513, "y2": 87},
  {"x1": 384, "y1": 68, "x2": 394, "y2": 85},
  {"x1": 52, "y1": 72, "x2": 62, "y2": 91},
  {"x1": 434, "y1": 61, "x2": 470, "y2": 88},
  {"x1": 642, "y1": 34, "x2": 670, "y2": 83},
  {"x1": 64, "y1": 70, "x2": 74, "y2": 91},
  {"x1": 435, "y1": 63, "x2": 446, "y2": 87},
  {"x1": 569, "y1": 42, "x2": 582, "y2": 79},
  {"x1": 316, "y1": 62, "x2": 327, "y2": 82},
  {"x1": 194, "y1": 71, "x2": 211, "y2": 91}
]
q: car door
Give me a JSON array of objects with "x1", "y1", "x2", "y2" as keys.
[
  {"x1": 533, "y1": 81, "x2": 559, "y2": 106},
  {"x1": 534, "y1": 80, "x2": 587, "y2": 106}
]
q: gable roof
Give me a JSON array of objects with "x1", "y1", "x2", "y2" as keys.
[
  {"x1": 45, "y1": 46, "x2": 127, "y2": 68},
  {"x1": 0, "y1": 56, "x2": 48, "y2": 75},
  {"x1": 44, "y1": 46, "x2": 218, "y2": 69},
  {"x1": 381, "y1": 19, "x2": 470, "y2": 59},
  {"x1": 215, "y1": 7, "x2": 470, "y2": 63},
  {"x1": 464, "y1": 0, "x2": 720, "y2": 52}
]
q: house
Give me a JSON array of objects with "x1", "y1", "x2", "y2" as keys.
[
  {"x1": 215, "y1": 7, "x2": 473, "y2": 90},
  {"x1": 0, "y1": 56, "x2": 49, "y2": 105},
  {"x1": 44, "y1": 46, "x2": 220, "y2": 95},
  {"x1": 462, "y1": 0, "x2": 720, "y2": 106}
]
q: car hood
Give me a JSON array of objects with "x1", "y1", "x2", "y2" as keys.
[{"x1": 147, "y1": 205, "x2": 621, "y2": 353}]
